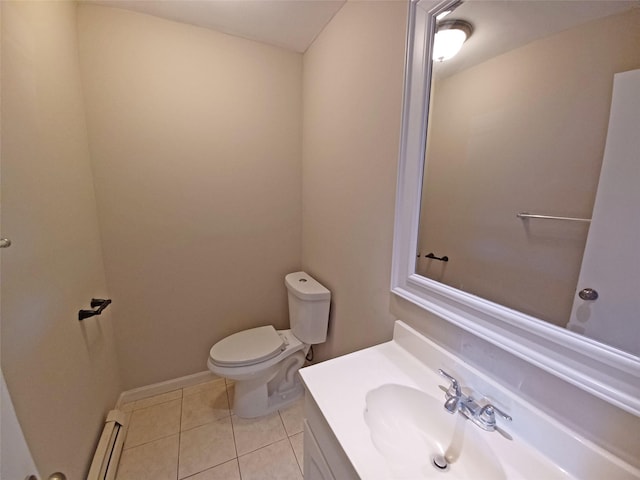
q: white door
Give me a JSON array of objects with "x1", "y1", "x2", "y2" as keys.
[
  {"x1": 567, "y1": 69, "x2": 640, "y2": 356},
  {"x1": 1, "y1": 1, "x2": 39, "y2": 471},
  {"x1": 1, "y1": 371, "x2": 41, "y2": 479}
]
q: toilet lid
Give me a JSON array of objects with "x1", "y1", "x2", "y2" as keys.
[{"x1": 209, "y1": 325, "x2": 285, "y2": 367}]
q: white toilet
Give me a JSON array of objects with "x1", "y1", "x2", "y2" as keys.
[{"x1": 207, "y1": 271, "x2": 330, "y2": 418}]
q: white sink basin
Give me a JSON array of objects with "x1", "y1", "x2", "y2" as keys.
[{"x1": 364, "y1": 384, "x2": 505, "y2": 479}]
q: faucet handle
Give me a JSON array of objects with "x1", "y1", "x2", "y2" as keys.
[
  {"x1": 477, "y1": 403, "x2": 512, "y2": 431},
  {"x1": 438, "y1": 369, "x2": 462, "y2": 397}
]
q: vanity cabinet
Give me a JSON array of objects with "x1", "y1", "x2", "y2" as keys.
[
  {"x1": 299, "y1": 321, "x2": 640, "y2": 480},
  {"x1": 302, "y1": 421, "x2": 334, "y2": 480},
  {"x1": 303, "y1": 394, "x2": 358, "y2": 480}
]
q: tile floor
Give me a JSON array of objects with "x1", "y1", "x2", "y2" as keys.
[{"x1": 115, "y1": 378, "x2": 304, "y2": 480}]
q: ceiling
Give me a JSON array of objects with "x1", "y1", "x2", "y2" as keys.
[
  {"x1": 80, "y1": 1, "x2": 639, "y2": 69},
  {"x1": 83, "y1": 0, "x2": 346, "y2": 53},
  {"x1": 434, "y1": 0, "x2": 640, "y2": 78}
]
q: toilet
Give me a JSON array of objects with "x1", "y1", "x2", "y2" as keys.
[{"x1": 207, "y1": 271, "x2": 330, "y2": 418}]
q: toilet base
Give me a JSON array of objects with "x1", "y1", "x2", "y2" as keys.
[
  {"x1": 234, "y1": 378, "x2": 304, "y2": 418},
  {"x1": 232, "y1": 350, "x2": 306, "y2": 418}
]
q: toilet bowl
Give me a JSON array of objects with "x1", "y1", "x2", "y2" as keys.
[{"x1": 207, "y1": 272, "x2": 330, "y2": 418}]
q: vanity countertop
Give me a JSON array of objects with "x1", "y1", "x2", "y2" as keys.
[{"x1": 299, "y1": 321, "x2": 639, "y2": 480}]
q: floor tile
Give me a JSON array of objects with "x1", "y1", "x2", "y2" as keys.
[
  {"x1": 289, "y1": 431, "x2": 304, "y2": 472},
  {"x1": 115, "y1": 377, "x2": 309, "y2": 480},
  {"x1": 238, "y1": 438, "x2": 303, "y2": 480},
  {"x1": 115, "y1": 434, "x2": 179, "y2": 480},
  {"x1": 134, "y1": 389, "x2": 182, "y2": 410},
  {"x1": 178, "y1": 416, "x2": 236, "y2": 479},
  {"x1": 279, "y1": 396, "x2": 304, "y2": 436},
  {"x1": 182, "y1": 459, "x2": 240, "y2": 480},
  {"x1": 231, "y1": 411, "x2": 287, "y2": 456},
  {"x1": 125, "y1": 399, "x2": 181, "y2": 449},
  {"x1": 181, "y1": 381, "x2": 230, "y2": 431},
  {"x1": 183, "y1": 378, "x2": 226, "y2": 397}
]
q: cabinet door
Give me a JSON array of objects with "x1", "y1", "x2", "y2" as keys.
[{"x1": 303, "y1": 421, "x2": 336, "y2": 480}]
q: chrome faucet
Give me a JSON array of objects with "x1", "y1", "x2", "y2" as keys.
[
  {"x1": 438, "y1": 369, "x2": 512, "y2": 432},
  {"x1": 439, "y1": 369, "x2": 463, "y2": 413},
  {"x1": 476, "y1": 404, "x2": 512, "y2": 431}
]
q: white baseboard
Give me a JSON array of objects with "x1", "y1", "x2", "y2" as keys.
[{"x1": 116, "y1": 371, "x2": 220, "y2": 407}]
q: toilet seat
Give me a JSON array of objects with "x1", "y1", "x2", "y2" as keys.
[{"x1": 209, "y1": 325, "x2": 285, "y2": 367}]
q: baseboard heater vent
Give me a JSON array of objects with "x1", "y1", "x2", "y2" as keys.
[{"x1": 87, "y1": 410, "x2": 127, "y2": 480}]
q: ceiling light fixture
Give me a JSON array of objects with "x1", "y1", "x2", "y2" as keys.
[
  {"x1": 435, "y1": 10, "x2": 452, "y2": 20},
  {"x1": 433, "y1": 19, "x2": 473, "y2": 62}
]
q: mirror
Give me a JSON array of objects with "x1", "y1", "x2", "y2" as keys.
[
  {"x1": 392, "y1": 0, "x2": 640, "y2": 416},
  {"x1": 417, "y1": 0, "x2": 640, "y2": 356}
]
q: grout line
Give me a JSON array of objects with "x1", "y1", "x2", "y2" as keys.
[
  {"x1": 168, "y1": 377, "x2": 302, "y2": 479},
  {"x1": 234, "y1": 411, "x2": 290, "y2": 458},
  {"x1": 122, "y1": 397, "x2": 183, "y2": 451},
  {"x1": 122, "y1": 431, "x2": 180, "y2": 451},
  {"x1": 278, "y1": 405, "x2": 304, "y2": 476},
  {"x1": 227, "y1": 383, "x2": 240, "y2": 461},
  {"x1": 278, "y1": 409, "x2": 288, "y2": 437},
  {"x1": 279, "y1": 399, "x2": 304, "y2": 476},
  {"x1": 286, "y1": 433, "x2": 303, "y2": 476},
  {"x1": 235, "y1": 436, "x2": 302, "y2": 479},
  {"x1": 178, "y1": 414, "x2": 233, "y2": 434},
  {"x1": 176, "y1": 388, "x2": 184, "y2": 480},
  {"x1": 226, "y1": 382, "x2": 244, "y2": 480},
  {"x1": 235, "y1": 457, "x2": 242, "y2": 480},
  {"x1": 176, "y1": 381, "x2": 238, "y2": 477},
  {"x1": 130, "y1": 398, "x2": 178, "y2": 412},
  {"x1": 117, "y1": 371, "x2": 218, "y2": 407},
  {"x1": 130, "y1": 390, "x2": 183, "y2": 411},
  {"x1": 236, "y1": 438, "x2": 287, "y2": 459},
  {"x1": 182, "y1": 378, "x2": 227, "y2": 399},
  {"x1": 116, "y1": 377, "x2": 226, "y2": 480}
]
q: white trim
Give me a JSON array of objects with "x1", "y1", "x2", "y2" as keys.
[
  {"x1": 86, "y1": 410, "x2": 127, "y2": 480},
  {"x1": 392, "y1": 0, "x2": 640, "y2": 416},
  {"x1": 116, "y1": 371, "x2": 219, "y2": 407}
]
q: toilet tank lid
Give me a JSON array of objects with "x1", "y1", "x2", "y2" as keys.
[
  {"x1": 209, "y1": 325, "x2": 285, "y2": 366},
  {"x1": 285, "y1": 272, "x2": 331, "y2": 301}
]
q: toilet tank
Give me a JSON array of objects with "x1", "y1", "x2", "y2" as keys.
[{"x1": 285, "y1": 272, "x2": 331, "y2": 344}]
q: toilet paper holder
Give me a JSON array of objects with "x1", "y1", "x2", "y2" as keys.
[{"x1": 79, "y1": 298, "x2": 112, "y2": 321}]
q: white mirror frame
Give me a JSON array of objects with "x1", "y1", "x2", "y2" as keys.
[{"x1": 391, "y1": 0, "x2": 640, "y2": 416}]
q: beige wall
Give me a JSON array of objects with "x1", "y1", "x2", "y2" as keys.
[
  {"x1": 1, "y1": 1, "x2": 122, "y2": 477},
  {"x1": 418, "y1": 10, "x2": 640, "y2": 326},
  {"x1": 77, "y1": 5, "x2": 303, "y2": 389},
  {"x1": 301, "y1": 1, "x2": 408, "y2": 360}
]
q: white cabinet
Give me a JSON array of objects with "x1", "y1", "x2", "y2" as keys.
[
  {"x1": 303, "y1": 420, "x2": 335, "y2": 480},
  {"x1": 303, "y1": 394, "x2": 359, "y2": 480}
]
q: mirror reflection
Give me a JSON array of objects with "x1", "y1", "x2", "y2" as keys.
[{"x1": 417, "y1": 1, "x2": 640, "y2": 355}]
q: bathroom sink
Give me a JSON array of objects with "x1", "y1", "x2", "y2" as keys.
[{"x1": 364, "y1": 384, "x2": 505, "y2": 479}]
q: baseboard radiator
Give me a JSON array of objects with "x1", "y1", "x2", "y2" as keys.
[{"x1": 87, "y1": 410, "x2": 127, "y2": 480}]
